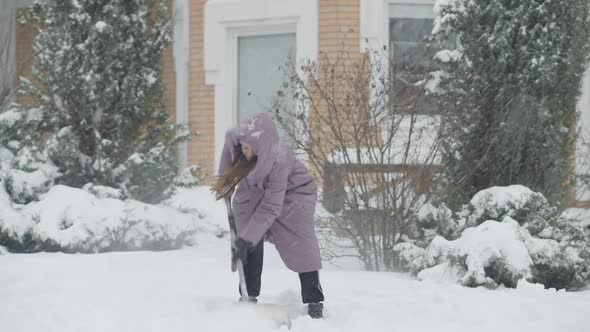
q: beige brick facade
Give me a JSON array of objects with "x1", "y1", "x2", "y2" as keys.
[
  {"x1": 15, "y1": 8, "x2": 35, "y2": 107},
  {"x1": 312, "y1": 0, "x2": 364, "y2": 186},
  {"x1": 161, "y1": 31, "x2": 176, "y2": 125},
  {"x1": 188, "y1": 0, "x2": 216, "y2": 181},
  {"x1": 319, "y1": 0, "x2": 361, "y2": 56}
]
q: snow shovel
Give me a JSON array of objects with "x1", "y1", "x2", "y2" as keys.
[
  {"x1": 224, "y1": 196, "x2": 295, "y2": 328},
  {"x1": 224, "y1": 195, "x2": 249, "y2": 302}
]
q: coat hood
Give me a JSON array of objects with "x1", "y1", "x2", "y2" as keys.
[{"x1": 228, "y1": 112, "x2": 282, "y2": 187}]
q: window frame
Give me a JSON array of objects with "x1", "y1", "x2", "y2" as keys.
[
  {"x1": 388, "y1": 6, "x2": 447, "y2": 115},
  {"x1": 361, "y1": 0, "x2": 443, "y2": 162}
]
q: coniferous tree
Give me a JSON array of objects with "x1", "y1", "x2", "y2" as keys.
[
  {"x1": 433, "y1": 0, "x2": 590, "y2": 209},
  {"x1": 0, "y1": 0, "x2": 185, "y2": 203}
]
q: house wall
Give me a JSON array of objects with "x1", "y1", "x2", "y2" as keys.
[
  {"x1": 15, "y1": 9, "x2": 36, "y2": 107},
  {"x1": 188, "y1": 0, "x2": 216, "y2": 179},
  {"x1": 9, "y1": 0, "x2": 590, "y2": 208},
  {"x1": 319, "y1": 0, "x2": 361, "y2": 56},
  {"x1": 313, "y1": 0, "x2": 364, "y2": 183}
]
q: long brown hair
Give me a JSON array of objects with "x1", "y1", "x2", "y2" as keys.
[{"x1": 211, "y1": 144, "x2": 257, "y2": 200}]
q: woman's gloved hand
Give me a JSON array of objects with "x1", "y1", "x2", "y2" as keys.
[{"x1": 232, "y1": 238, "x2": 252, "y2": 265}]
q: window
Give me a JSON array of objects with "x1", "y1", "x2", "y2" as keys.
[
  {"x1": 237, "y1": 33, "x2": 296, "y2": 121},
  {"x1": 389, "y1": 4, "x2": 455, "y2": 114}
]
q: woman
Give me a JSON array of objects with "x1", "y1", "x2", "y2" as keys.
[{"x1": 211, "y1": 112, "x2": 324, "y2": 319}]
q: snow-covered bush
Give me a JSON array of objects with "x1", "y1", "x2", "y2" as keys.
[
  {"x1": 82, "y1": 183, "x2": 123, "y2": 199},
  {"x1": 416, "y1": 215, "x2": 589, "y2": 290},
  {"x1": 459, "y1": 185, "x2": 556, "y2": 229},
  {"x1": 0, "y1": 1, "x2": 207, "y2": 253},
  {"x1": 561, "y1": 208, "x2": 590, "y2": 230},
  {"x1": 114, "y1": 143, "x2": 178, "y2": 204},
  {"x1": 412, "y1": 202, "x2": 457, "y2": 245},
  {"x1": 0, "y1": 146, "x2": 13, "y2": 163},
  {"x1": 0, "y1": 185, "x2": 209, "y2": 253},
  {"x1": 4, "y1": 168, "x2": 56, "y2": 204},
  {"x1": 408, "y1": 186, "x2": 590, "y2": 290},
  {"x1": 174, "y1": 165, "x2": 201, "y2": 188},
  {"x1": 0, "y1": 184, "x2": 36, "y2": 252},
  {"x1": 0, "y1": 106, "x2": 58, "y2": 203},
  {"x1": 0, "y1": 142, "x2": 60, "y2": 204},
  {"x1": 526, "y1": 214, "x2": 590, "y2": 290},
  {"x1": 392, "y1": 243, "x2": 426, "y2": 274},
  {"x1": 418, "y1": 217, "x2": 541, "y2": 288}
]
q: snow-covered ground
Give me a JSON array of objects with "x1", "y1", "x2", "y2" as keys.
[{"x1": 1, "y1": 189, "x2": 590, "y2": 332}]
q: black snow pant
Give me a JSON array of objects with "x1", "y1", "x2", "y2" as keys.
[{"x1": 238, "y1": 240, "x2": 325, "y2": 303}]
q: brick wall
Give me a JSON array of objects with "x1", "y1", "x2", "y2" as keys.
[
  {"x1": 319, "y1": 0, "x2": 361, "y2": 57},
  {"x1": 188, "y1": 0, "x2": 216, "y2": 181},
  {"x1": 161, "y1": 0, "x2": 176, "y2": 125},
  {"x1": 15, "y1": 8, "x2": 36, "y2": 107},
  {"x1": 312, "y1": 0, "x2": 364, "y2": 183}
]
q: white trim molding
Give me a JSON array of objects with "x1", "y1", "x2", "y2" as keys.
[
  {"x1": 173, "y1": 0, "x2": 190, "y2": 171},
  {"x1": 0, "y1": 3, "x2": 16, "y2": 104},
  {"x1": 576, "y1": 67, "x2": 590, "y2": 202},
  {"x1": 204, "y1": 0, "x2": 318, "y2": 172}
]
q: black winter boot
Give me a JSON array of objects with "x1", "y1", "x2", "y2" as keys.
[
  {"x1": 238, "y1": 296, "x2": 258, "y2": 303},
  {"x1": 307, "y1": 302, "x2": 323, "y2": 319}
]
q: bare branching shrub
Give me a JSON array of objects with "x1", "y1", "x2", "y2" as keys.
[{"x1": 274, "y1": 50, "x2": 442, "y2": 271}]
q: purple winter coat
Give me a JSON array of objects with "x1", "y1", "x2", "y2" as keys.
[{"x1": 218, "y1": 113, "x2": 322, "y2": 273}]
